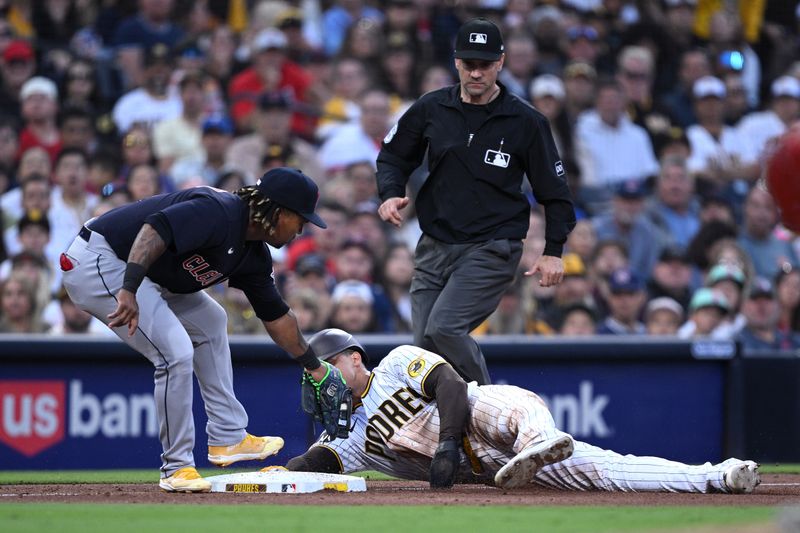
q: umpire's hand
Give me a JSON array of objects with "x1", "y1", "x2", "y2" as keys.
[
  {"x1": 108, "y1": 289, "x2": 139, "y2": 337},
  {"x1": 525, "y1": 255, "x2": 564, "y2": 287},
  {"x1": 378, "y1": 197, "x2": 410, "y2": 227}
]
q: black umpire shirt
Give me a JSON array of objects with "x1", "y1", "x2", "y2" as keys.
[{"x1": 376, "y1": 82, "x2": 576, "y2": 257}]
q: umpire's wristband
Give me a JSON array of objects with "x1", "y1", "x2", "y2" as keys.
[
  {"x1": 122, "y1": 262, "x2": 147, "y2": 294},
  {"x1": 296, "y1": 346, "x2": 322, "y2": 371}
]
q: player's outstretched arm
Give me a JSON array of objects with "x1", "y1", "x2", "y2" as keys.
[
  {"x1": 108, "y1": 223, "x2": 167, "y2": 336},
  {"x1": 424, "y1": 364, "x2": 469, "y2": 488}
]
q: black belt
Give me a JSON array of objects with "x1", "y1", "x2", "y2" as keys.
[{"x1": 78, "y1": 226, "x2": 91, "y2": 242}]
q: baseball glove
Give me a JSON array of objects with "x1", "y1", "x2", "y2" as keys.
[{"x1": 301, "y1": 361, "x2": 353, "y2": 439}]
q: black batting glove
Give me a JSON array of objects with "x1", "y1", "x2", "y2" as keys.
[{"x1": 429, "y1": 437, "x2": 461, "y2": 489}]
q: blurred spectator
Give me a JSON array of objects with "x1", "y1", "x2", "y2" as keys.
[
  {"x1": 647, "y1": 246, "x2": 693, "y2": 311},
  {"x1": 379, "y1": 241, "x2": 413, "y2": 333},
  {"x1": 498, "y1": 31, "x2": 539, "y2": 99},
  {"x1": 276, "y1": 8, "x2": 316, "y2": 66},
  {"x1": 564, "y1": 25, "x2": 601, "y2": 68},
  {"x1": 661, "y1": 49, "x2": 711, "y2": 128},
  {"x1": 645, "y1": 296, "x2": 684, "y2": 336},
  {"x1": 378, "y1": 33, "x2": 417, "y2": 102},
  {"x1": 562, "y1": 61, "x2": 597, "y2": 125},
  {"x1": 597, "y1": 268, "x2": 647, "y2": 335},
  {"x1": 344, "y1": 161, "x2": 379, "y2": 206},
  {"x1": 58, "y1": 105, "x2": 95, "y2": 154},
  {"x1": 285, "y1": 287, "x2": 326, "y2": 334},
  {"x1": 220, "y1": 284, "x2": 265, "y2": 336},
  {"x1": 316, "y1": 57, "x2": 370, "y2": 141},
  {"x1": 699, "y1": 191, "x2": 735, "y2": 225},
  {"x1": 539, "y1": 252, "x2": 593, "y2": 330},
  {"x1": 346, "y1": 204, "x2": 387, "y2": 260},
  {"x1": 738, "y1": 277, "x2": 800, "y2": 353},
  {"x1": 705, "y1": 263, "x2": 748, "y2": 338},
  {"x1": 112, "y1": 44, "x2": 182, "y2": 133},
  {"x1": 285, "y1": 200, "x2": 349, "y2": 273},
  {"x1": 204, "y1": 25, "x2": 237, "y2": 89},
  {"x1": 152, "y1": 71, "x2": 206, "y2": 174},
  {"x1": 0, "y1": 117, "x2": 19, "y2": 170},
  {"x1": 1, "y1": 146, "x2": 51, "y2": 222},
  {"x1": 678, "y1": 287, "x2": 731, "y2": 339},
  {"x1": 557, "y1": 302, "x2": 598, "y2": 336},
  {"x1": 322, "y1": 1, "x2": 383, "y2": 57},
  {"x1": 49, "y1": 148, "x2": 98, "y2": 259},
  {"x1": 651, "y1": 126, "x2": 691, "y2": 161},
  {"x1": 332, "y1": 239, "x2": 392, "y2": 331},
  {"x1": 704, "y1": 10, "x2": 760, "y2": 108},
  {"x1": 529, "y1": 74, "x2": 571, "y2": 158},
  {"x1": 574, "y1": 80, "x2": 659, "y2": 208},
  {"x1": 227, "y1": 28, "x2": 314, "y2": 137},
  {"x1": 60, "y1": 58, "x2": 106, "y2": 114},
  {"x1": 4, "y1": 174, "x2": 51, "y2": 258},
  {"x1": 645, "y1": 155, "x2": 700, "y2": 249},
  {"x1": 126, "y1": 163, "x2": 160, "y2": 201},
  {"x1": 684, "y1": 219, "x2": 738, "y2": 275},
  {"x1": 686, "y1": 75, "x2": 758, "y2": 196},
  {"x1": 0, "y1": 40, "x2": 36, "y2": 122},
  {"x1": 736, "y1": 76, "x2": 800, "y2": 161},
  {"x1": 328, "y1": 279, "x2": 377, "y2": 333},
  {"x1": 593, "y1": 179, "x2": 666, "y2": 276},
  {"x1": 113, "y1": 0, "x2": 185, "y2": 89},
  {"x1": 419, "y1": 64, "x2": 455, "y2": 95},
  {"x1": 318, "y1": 89, "x2": 390, "y2": 177},
  {"x1": 775, "y1": 267, "x2": 800, "y2": 335},
  {"x1": 214, "y1": 169, "x2": 247, "y2": 193},
  {"x1": 564, "y1": 219, "x2": 596, "y2": 265},
  {"x1": 170, "y1": 115, "x2": 235, "y2": 187},
  {"x1": 17, "y1": 76, "x2": 62, "y2": 163},
  {"x1": 737, "y1": 186, "x2": 798, "y2": 280},
  {"x1": 226, "y1": 91, "x2": 321, "y2": 182},
  {"x1": 338, "y1": 16, "x2": 384, "y2": 65},
  {"x1": 722, "y1": 72, "x2": 749, "y2": 126},
  {"x1": 616, "y1": 46, "x2": 672, "y2": 143},
  {"x1": 0, "y1": 271, "x2": 48, "y2": 333}
]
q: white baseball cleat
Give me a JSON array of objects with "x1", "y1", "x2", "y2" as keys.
[
  {"x1": 723, "y1": 460, "x2": 760, "y2": 494},
  {"x1": 494, "y1": 435, "x2": 574, "y2": 489}
]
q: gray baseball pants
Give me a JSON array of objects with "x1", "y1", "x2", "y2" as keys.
[
  {"x1": 61, "y1": 228, "x2": 247, "y2": 476},
  {"x1": 411, "y1": 234, "x2": 523, "y2": 385}
]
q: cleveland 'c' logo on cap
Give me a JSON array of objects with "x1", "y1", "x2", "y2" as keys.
[{"x1": 469, "y1": 33, "x2": 487, "y2": 44}]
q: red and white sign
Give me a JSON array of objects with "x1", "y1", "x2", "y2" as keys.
[{"x1": 0, "y1": 381, "x2": 65, "y2": 457}]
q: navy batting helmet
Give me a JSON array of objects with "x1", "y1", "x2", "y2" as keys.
[{"x1": 308, "y1": 328, "x2": 369, "y2": 364}]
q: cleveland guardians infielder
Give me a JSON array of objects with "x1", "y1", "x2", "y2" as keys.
[
  {"x1": 60, "y1": 167, "x2": 341, "y2": 493},
  {"x1": 285, "y1": 329, "x2": 760, "y2": 494}
]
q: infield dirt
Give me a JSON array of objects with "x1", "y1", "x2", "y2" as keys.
[{"x1": 2, "y1": 473, "x2": 799, "y2": 506}]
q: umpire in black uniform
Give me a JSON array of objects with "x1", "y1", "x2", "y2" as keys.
[{"x1": 376, "y1": 18, "x2": 576, "y2": 385}]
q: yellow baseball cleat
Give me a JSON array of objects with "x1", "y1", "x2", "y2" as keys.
[
  {"x1": 208, "y1": 434, "x2": 285, "y2": 467},
  {"x1": 159, "y1": 467, "x2": 211, "y2": 493}
]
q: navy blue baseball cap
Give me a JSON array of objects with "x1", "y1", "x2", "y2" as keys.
[
  {"x1": 608, "y1": 268, "x2": 644, "y2": 293},
  {"x1": 256, "y1": 167, "x2": 327, "y2": 228},
  {"x1": 202, "y1": 115, "x2": 233, "y2": 135}
]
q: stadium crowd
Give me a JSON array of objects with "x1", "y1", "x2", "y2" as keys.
[{"x1": 0, "y1": 0, "x2": 798, "y2": 354}]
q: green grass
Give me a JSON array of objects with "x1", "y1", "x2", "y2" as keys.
[{"x1": 0, "y1": 504, "x2": 777, "y2": 533}]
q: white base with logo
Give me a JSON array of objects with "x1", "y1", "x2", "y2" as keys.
[{"x1": 205, "y1": 471, "x2": 367, "y2": 494}]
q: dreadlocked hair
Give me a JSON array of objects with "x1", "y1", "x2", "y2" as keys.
[{"x1": 236, "y1": 186, "x2": 281, "y2": 234}]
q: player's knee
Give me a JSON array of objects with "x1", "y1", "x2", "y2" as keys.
[
  {"x1": 204, "y1": 300, "x2": 229, "y2": 338},
  {"x1": 424, "y1": 319, "x2": 462, "y2": 342}
]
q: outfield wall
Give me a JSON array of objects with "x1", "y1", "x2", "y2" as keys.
[{"x1": 0, "y1": 335, "x2": 796, "y2": 470}]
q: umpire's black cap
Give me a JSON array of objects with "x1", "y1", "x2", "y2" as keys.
[
  {"x1": 255, "y1": 167, "x2": 327, "y2": 228},
  {"x1": 454, "y1": 18, "x2": 504, "y2": 61},
  {"x1": 308, "y1": 328, "x2": 369, "y2": 364}
]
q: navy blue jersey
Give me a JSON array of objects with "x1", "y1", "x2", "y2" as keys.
[{"x1": 88, "y1": 187, "x2": 289, "y2": 322}]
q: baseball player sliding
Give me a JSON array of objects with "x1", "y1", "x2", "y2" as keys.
[
  {"x1": 285, "y1": 329, "x2": 761, "y2": 494},
  {"x1": 60, "y1": 168, "x2": 346, "y2": 492}
]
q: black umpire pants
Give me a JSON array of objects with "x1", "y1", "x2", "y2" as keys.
[{"x1": 411, "y1": 234, "x2": 523, "y2": 385}]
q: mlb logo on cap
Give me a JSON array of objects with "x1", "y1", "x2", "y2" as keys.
[
  {"x1": 454, "y1": 18, "x2": 504, "y2": 61},
  {"x1": 470, "y1": 33, "x2": 487, "y2": 44}
]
